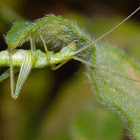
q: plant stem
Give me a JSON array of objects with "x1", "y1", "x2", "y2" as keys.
[{"x1": 0, "y1": 49, "x2": 48, "y2": 68}]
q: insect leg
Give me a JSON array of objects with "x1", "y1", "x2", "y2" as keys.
[
  {"x1": 51, "y1": 60, "x2": 69, "y2": 70},
  {"x1": 12, "y1": 48, "x2": 40, "y2": 99},
  {"x1": 9, "y1": 48, "x2": 15, "y2": 98},
  {"x1": 38, "y1": 33, "x2": 49, "y2": 63},
  {"x1": 29, "y1": 35, "x2": 41, "y2": 65},
  {"x1": 0, "y1": 68, "x2": 19, "y2": 82},
  {"x1": 30, "y1": 35, "x2": 36, "y2": 57},
  {"x1": 13, "y1": 51, "x2": 33, "y2": 99}
]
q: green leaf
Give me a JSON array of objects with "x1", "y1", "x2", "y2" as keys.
[
  {"x1": 89, "y1": 45, "x2": 140, "y2": 139},
  {"x1": 70, "y1": 98, "x2": 124, "y2": 140}
]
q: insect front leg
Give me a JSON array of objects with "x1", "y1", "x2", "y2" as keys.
[
  {"x1": 51, "y1": 42, "x2": 77, "y2": 70},
  {"x1": 51, "y1": 61, "x2": 69, "y2": 70}
]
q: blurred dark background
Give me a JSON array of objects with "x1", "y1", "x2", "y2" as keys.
[
  {"x1": 0, "y1": 0, "x2": 140, "y2": 140},
  {"x1": 2, "y1": 0, "x2": 140, "y2": 18}
]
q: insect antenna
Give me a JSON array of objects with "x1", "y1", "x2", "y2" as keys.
[
  {"x1": 73, "y1": 56, "x2": 140, "y2": 83},
  {"x1": 74, "y1": 6, "x2": 140, "y2": 55}
]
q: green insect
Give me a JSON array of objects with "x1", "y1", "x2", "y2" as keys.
[{"x1": 1, "y1": 7, "x2": 140, "y2": 99}]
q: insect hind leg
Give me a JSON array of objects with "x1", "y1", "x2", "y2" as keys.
[
  {"x1": 0, "y1": 68, "x2": 19, "y2": 82},
  {"x1": 9, "y1": 36, "x2": 38, "y2": 99},
  {"x1": 9, "y1": 48, "x2": 15, "y2": 98},
  {"x1": 13, "y1": 51, "x2": 33, "y2": 99}
]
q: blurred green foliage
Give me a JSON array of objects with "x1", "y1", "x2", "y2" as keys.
[{"x1": 0, "y1": 1, "x2": 140, "y2": 140}]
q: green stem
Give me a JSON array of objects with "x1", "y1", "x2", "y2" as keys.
[
  {"x1": 0, "y1": 49, "x2": 74, "y2": 68},
  {"x1": 0, "y1": 49, "x2": 48, "y2": 68}
]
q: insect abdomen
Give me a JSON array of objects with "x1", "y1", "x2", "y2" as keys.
[{"x1": 5, "y1": 21, "x2": 35, "y2": 48}]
